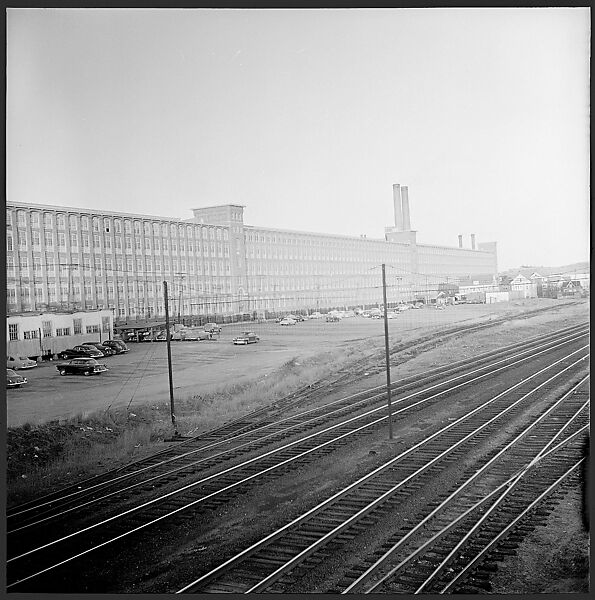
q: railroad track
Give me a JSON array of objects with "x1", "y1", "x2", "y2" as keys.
[
  {"x1": 177, "y1": 374, "x2": 589, "y2": 594},
  {"x1": 337, "y1": 380, "x2": 589, "y2": 594},
  {"x1": 6, "y1": 331, "x2": 588, "y2": 591},
  {"x1": 8, "y1": 322, "x2": 587, "y2": 535}
]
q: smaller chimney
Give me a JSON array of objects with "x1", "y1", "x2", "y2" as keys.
[
  {"x1": 471, "y1": 234, "x2": 476, "y2": 250},
  {"x1": 458, "y1": 234, "x2": 463, "y2": 248}
]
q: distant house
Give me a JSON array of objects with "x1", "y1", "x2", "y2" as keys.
[{"x1": 510, "y1": 273, "x2": 538, "y2": 298}]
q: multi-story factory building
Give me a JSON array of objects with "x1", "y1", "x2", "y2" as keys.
[{"x1": 6, "y1": 185, "x2": 497, "y2": 319}]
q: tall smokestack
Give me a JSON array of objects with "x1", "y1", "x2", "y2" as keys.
[
  {"x1": 471, "y1": 234, "x2": 476, "y2": 250},
  {"x1": 393, "y1": 184, "x2": 403, "y2": 230},
  {"x1": 401, "y1": 186, "x2": 411, "y2": 230},
  {"x1": 458, "y1": 234, "x2": 463, "y2": 248}
]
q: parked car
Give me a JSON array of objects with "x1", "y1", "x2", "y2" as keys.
[
  {"x1": 58, "y1": 346, "x2": 103, "y2": 360},
  {"x1": 6, "y1": 368, "x2": 27, "y2": 388},
  {"x1": 203, "y1": 323, "x2": 222, "y2": 334},
  {"x1": 326, "y1": 315, "x2": 341, "y2": 322},
  {"x1": 102, "y1": 340, "x2": 129, "y2": 353},
  {"x1": 386, "y1": 311, "x2": 399, "y2": 319},
  {"x1": 180, "y1": 328, "x2": 213, "y2": 341},
  {"x1": 6, "y1": 355, "x2": 37, "y2": 370},
  {"x1": 233, "y1": 331, "x2": 260, "y2": 345},
  {"x1": 82, "y1": 342, "x2": 115, "y2": 356},
  {"x1": 309, "y1": 312, "x2": 323, "y2": 319},
  {"x1": 56, "y1": 358, "x2": 108, "y2": 376},
  {"x1": 279, "y1": 318, "x2": 297, "y2": 326}
]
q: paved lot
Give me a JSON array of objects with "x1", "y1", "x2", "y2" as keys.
[{"x1": 4, "y1": 305, "x2": 537, "y2": 427}]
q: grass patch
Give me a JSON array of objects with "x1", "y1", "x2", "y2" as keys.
[{"x1": 7, "y1": 344, "x2": 371, "y2": 507}]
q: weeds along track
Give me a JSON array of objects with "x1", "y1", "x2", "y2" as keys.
[
  {"x1": 7, "y1": 322, "x2": 587, "y2": 532},
  {"x1": 177, "y1": 371, "x2": 589, "y2": 594},
  {"x1": 6, "y1": 330, "x2": 589, "y2": 591},
  {"x1": 6, "y1": 325, "x2": 587, "y2": 538}
]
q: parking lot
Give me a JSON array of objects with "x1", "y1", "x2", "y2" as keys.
[{"x1": 5, "y1": 302, "x2": 566, "y2": 427}]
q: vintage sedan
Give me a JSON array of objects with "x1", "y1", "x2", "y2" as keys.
[
  {"x1": 82, "y1": 342, "x2": 115, "y2": 356},
  {"x1": 279, "y1": 318, "x2": 297, "y2": 326},
  {"x1": 7, "y1": 355, "x2": 38, "y2": 370},
  {"x1": 58, "y1": 346, "x2": 103, "y2": 360},
  {"x1": 103, "y1": 340, "x2": 129, "y2": 353},
  {"x1": 233, "y1": 331, "x2": 260, "y2": 345},
  {"x1": 56, "y1": 358, "x2": 108, "y2": 376},
  {"x1": 6, "y1": 369, "x2": 28, "y2": 388}
]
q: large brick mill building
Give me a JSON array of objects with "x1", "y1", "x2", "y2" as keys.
[{"x1": 6, "y1": 185, "x2": 498, "y2": 320}]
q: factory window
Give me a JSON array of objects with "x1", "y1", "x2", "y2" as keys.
[
  {"x1": 43, "y1": 213, "x2": 54, "y2": 228},
  {"x1": 17, "y1": 211, "x2": 27, "y2": 226},
  {"x1": 23, "y1": 330, "x2": 39, "y2": 340},
  {"x1": 30, "y1": 212, "x2": 40, "y2": 227},
  {"x1": 86, "y1": 325, "x2": 100, "y2": 334},
  {"x1": 56, "y1": 327, "x2": 71, "y2": 337},
  {"x1": 44, "y1": 231, "x2": 54, "y2": 247},
  {"x1": 114, "y1": 219, "x2": 122, "y2": 233},
  {"x1": 154, "y1": 238, "x2": 160, "y2": 251},
  {"x1": 70, "y1": 233, "x2": 78, "y2": 247},
  {"x1": 92, "y1": 217, "x2": 99, "y2": 232},
  {"x1": 73, "y1": 318, "x2": 82, "y2": 334},
  {"x1": 124, "y1": 220, "x2": 132, "y2": 234},
  {"x1": 7, "y1": 232, "x2": 13, "y2": 252},
  {"x1": 69, "y1": 215, "x2": 78, "y2": 229},
  {"x1": 134, "y1": 221, "x2": 141, "y2": 235},
  {"x1": 103, "y1": 218, "x2": 111, "y2": 232},
  {"x1": 153, "y1": 223, "x2": 160, "y2": 236},
  {"x1": 81, "y1": 216, "x2": 89, "y2": 230},
  {"x1": 161, "y1": 223, "x2": 168, "y2": 236},
  {"x1": 18, "y1": 230, "x2": 27, "y2": 248},
  {"x1": 42, "y1": 321, "x2": 53, "y2": 337}
]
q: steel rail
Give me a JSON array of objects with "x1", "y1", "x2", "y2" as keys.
[
  {"x1": 175, "y1": 351, "x2": 587, "y2": 593},
  {"x1": 6, "y1": 345, "x2": 588, "y2": 589},
  {"x1": 414, "y1": 404, "x2": 589, "y2": 593},
  {"x1": 7, "y1": 327, "x2": 582, "y2": 534},
  {"x1": 359, "y1": 426, "x2": 588, "y2": 594},
  {"x1": 8, "y1": 331, "x2": 588, "y2": 542},
  {"x1": 8, "y1": 322, "x2": 586, "y2": 521},
  {"x1": 438, "y1": 458, "x2": 585, "y2": 594},
  {"x1": 345, "y1": 376, "x2": 588, "y2": 593}
]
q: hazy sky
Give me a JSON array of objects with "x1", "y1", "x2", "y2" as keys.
[{"x1": 6, "y1": 8, "x2": 590, "y2": 271}]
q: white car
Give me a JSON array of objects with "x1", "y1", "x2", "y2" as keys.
[
  {"x1": 7, "y1": 355, "x2": 37, "y2": 370},
  {"x1": 279, "y1": 318, "x2": 297, "y2": 326}
]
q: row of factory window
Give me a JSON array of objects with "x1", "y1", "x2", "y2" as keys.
[
  {"x1": 6, "y1": 230, "x2": 229, "y2": 255},
  {"x1": 245, "y1": 230, "x2": 389, "y2": 251},
  {"x1": 7, "y1": 255, "x2": 231, "y2": 276},
  {"x1": 8, "y1": 319, "x2": 110, "y2": 341},
  {"x1": 6, "y1": 209, "x2": 228, "y2": 240}
]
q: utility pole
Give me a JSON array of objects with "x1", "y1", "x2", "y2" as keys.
[
  {"x1": 163, "y1": 280, "x2": 179, "y2": 438},
  {"x1": 381, "y1": 264, "x2": 394, "y2": 440}
]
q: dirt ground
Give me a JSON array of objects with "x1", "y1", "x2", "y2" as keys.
[
  {"x1": 6, "y1": 298, "x2": 590, "y2": 594},
  {"x1": 6, "y1": 298, "x2": 585, "y2": 428}
]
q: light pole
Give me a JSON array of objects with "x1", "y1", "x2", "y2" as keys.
[{"x1": 382, "y1": 264, "x2": 394, "y2": 440}]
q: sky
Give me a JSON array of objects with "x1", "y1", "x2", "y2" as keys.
[{"x1": 6, "y1": 8, "x2": 590, "y2": 271}]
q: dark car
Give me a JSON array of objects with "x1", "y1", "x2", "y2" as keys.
[
  {"x1": 232, "y1": 331, "x2": 260, "y2": 345},
  {"x1": 82, "y1": 342, "x2": 115, "y2": 356},
  {"x1": 56, "y1": 358, "x2": 108, "y2": 376},
  {"x1": 58, "y1": 346, "x2": 103, "y2": 360},
  {"x1": 103, "y1": 340, "x2": 129, "y2": 353},
  {"x1": 7, "y1": 368, "x2": 27, "y2": 388}
]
